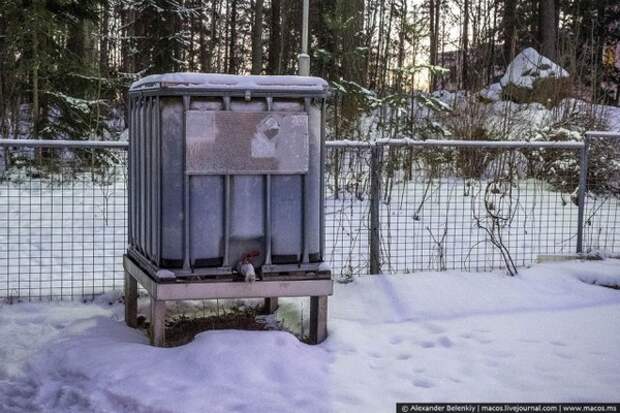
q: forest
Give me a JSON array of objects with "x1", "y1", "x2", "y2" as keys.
[{"x1": 0, "y1": 0, "x2": 619, "y2": 142}]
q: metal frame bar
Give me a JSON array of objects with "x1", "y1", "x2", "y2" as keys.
[
  {"x1": 127, "y1": 98, "x2": 134, "y2": 249},
  {"x1": 129, "y1": 89, "x2": 327, "y2": 99},
  {"x1": 139, "y1": 97, "x2": 146, "y2": 255},
  {"x1": 319, "y1": 99, "x2": 326, "y2": 260},
  {"x1": 123, "y1": 255, "x2": 332, "y2": 301},
  {"x1": 155, "y1": 96, "x2": 162, "y2": 266},
  {"x1": 145, "y1": 97, "x2": 153, "y2": 260},
  {"x1": 302, "y1": 97, "x2": 311, "y2": 263},
  {"x1": 576, "y1": 136, "x2": 590, "y2": 253},
  {"x1": 182, "y1": 96, "x2": 191, "y2": 272},
  {"x1": 0, "y1": 139, "x2": 129, "y2": 148},
  {"x1": 586, "y1": 131, "x2": 620, "y2": 139},
  {"x1": 325, "y1": 139, "x2": 585, "y2": 150}
]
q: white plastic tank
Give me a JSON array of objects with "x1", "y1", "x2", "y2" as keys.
[{"x1": 127, "y1": 73, "x2": 328, "y2": 277}]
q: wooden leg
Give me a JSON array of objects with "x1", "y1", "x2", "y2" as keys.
[
  {"x1": 262, "y1": 297, "x2": 279, "y2": 314},
  {"x1": 150, "y1": 298, "x2": 166, "y2": 347},
  {"x1": 124, "y1": 271, "x2": 138, "y2": 328},
  {"x1": 309, "y1": 296, "x2": 328, "y2": 344}
]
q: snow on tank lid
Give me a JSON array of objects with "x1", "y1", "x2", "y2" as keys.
[{"x1": 129, "y1": 73, "x2": 329, "y2": 94}]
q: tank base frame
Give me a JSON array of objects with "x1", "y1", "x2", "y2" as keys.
[{"x1": 123, "y1": 254, "x2": 332, "y2": 347}]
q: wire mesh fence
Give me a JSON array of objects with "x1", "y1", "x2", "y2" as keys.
[
  {"x1": 582, "y1": 132, "x2": 620, "y2": 255},
  {"x1": 324, "y1": 138, "x2": 620, "y2": 280},
  {"x1": 0, "y1": 141, "x2": 127, "y2": 301},
  {"x1": 0, "y1": 134, "x2": 619, "y2": 300}
]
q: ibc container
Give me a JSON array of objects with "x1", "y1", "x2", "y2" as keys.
[{"x1": 127, "y1": 73, "x2": 328, "y2": 278}]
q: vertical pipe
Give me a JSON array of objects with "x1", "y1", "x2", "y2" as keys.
[
  {"x1": 369, "y1": 144, "x2": 382, "y2": 274},
  {"x1": 301, "y1": 0, "x2": 309, "y2": 54},
  {"x1": 182, "y1": 96, "x2": 191, "y2": 271},
  {"x1": 576, "y1": 138, "x2": 589, "y2": 254},
  {"x1": 298, "y1": 0, "x2": 310, "y2": 75}
]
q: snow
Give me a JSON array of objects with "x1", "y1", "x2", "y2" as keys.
[
  {"x1": 601, "y1": 104, "x2": 620, "y2": 132},
  {"x1": 479, "y1": 82, "x2": 502, "y2": 102},
  {"x1": 431, "y1": 89, "x2": 466, "y2": 108},
  {"x1": 1, "y1": 260, "x2": 620, "y2": 412},
  {"x1": 130, "y1": 73, "x2": 329, "y2": 93},
  {"x1": 500, "y1": 48, "x2": 569, "y2": 90}
]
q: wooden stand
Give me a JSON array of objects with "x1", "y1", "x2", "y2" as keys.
[{"x1": 123, "y1": 255, "x2": 331, "y2": 347}]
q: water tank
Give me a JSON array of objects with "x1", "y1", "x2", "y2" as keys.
[{"x1": 127, "y1": 73, "x2": 328, "y2": 279}]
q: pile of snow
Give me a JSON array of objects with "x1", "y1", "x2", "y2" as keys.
[
  {"x1": 1, "y1": 260, "x2": 620, "y2": 412},
  {"x1": 431, "y1": 89, "x2": 466, "y2": 108},
  {"x1": 474, "y1": 48, "x2": 574, "y2": 108},
  {"x1": 500, "y1": 47, "x2": 569, "y2": 90},
  {"x1": 479, "y1": 82, "x2": 502, "y2": 102}
]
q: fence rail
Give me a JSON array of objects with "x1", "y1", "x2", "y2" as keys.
[{"x1": 1, "y1": 133, "x2": 619, "y2": 300}]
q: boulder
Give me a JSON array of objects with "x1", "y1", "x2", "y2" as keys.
[{"x1": 500, "y1": 47, "x2": 570, "y2": 107}]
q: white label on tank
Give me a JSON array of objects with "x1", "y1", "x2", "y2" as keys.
[{"x1": 185, "y1": 112, "x2": 309, "y2": 175}]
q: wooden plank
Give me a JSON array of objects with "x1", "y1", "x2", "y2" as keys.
[
  {"x1": 124, "y1": 271, "x2": 138, "y2": 328},
  {"x1": 309, "y1": 296, "x2": 328, "y2": 344},
  {"x1": 156, "y1": 279, "x2": 333, "y2": 301},
  {"x1": 150, "y1": 299, "x2": 166, "y2": 347},
  {"x1": 262, "y1": 297, "x2": 279, "y2": 314}
]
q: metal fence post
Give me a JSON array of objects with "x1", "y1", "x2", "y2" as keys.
[
  {"x1": 369, "y1": 143, "x2": 382, "y2": 274},
  {"x1": 576, "y1": 136, "x2": 590, "y2": 254}
]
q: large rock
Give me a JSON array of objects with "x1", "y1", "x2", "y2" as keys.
[{"x1": 500, "y1": 47, "x2": 570, "y2": 107}]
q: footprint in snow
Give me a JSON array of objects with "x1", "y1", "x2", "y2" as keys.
[
  {"x1": 423, "y1": 323, "x2": 446, "y2": 334},
  {"x1": 389, "y1": 336, "x2": 404, "y2": 345},
  {"x1": 412, "y1": 379, "x2": 435, "y2": 389},
  {"x1": 437, "y1": 336, "x2": 453, "y2": 348},
  {"x1": 419, "y1": 341, "x2": 435, "y2": 348}
]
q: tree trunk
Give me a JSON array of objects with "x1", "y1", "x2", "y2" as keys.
[
  {"x1": 268, "y1": 0, "x2": 281, "y2": 74},
  {"x1": 251, "y1": 0, "x2": 264, "y2": 74},
  {"x1": 99, "y1": 2, "x2": 109, "y2": 75},
  {"x1": 502, "y1": 0, "x2": 516, "y2": 66},
  {"x1": 429, "y1": 0, "x2": 441, "y2": 91},
  {"x1": 121, "y1": 4, "x2": 135, "y2": 73},
  {"x1": 316, "y1": 0, "x2": 337, "y2": 80},
  {"x1": 462, "y1": 0, "x2": 469, "y2": 89},
  {"x1": 227, "y1": 0, "x2": 238, "y2": 73},
  {"x1": 429, "y1": 0, "x2": 436, "y2": 91},
  {"x1": 31, "y1": 6, "x2": 40, "y2": 139},
  {"x1": 539, "y1": 0, "x2": 558, "y2": 61}
]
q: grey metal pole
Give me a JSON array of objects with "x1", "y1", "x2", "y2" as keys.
[
  {"x1": 369, "y1": 144, "x2": 382, "y2": 274},
  {"x1": 576, "y1": 135, "x2": 590, "y2": 254},
  {"x1": 298, "y1": 0, "x2": 310, "y2": 76}
]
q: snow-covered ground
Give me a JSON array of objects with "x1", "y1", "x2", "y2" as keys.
[{"x1": 1, "y1": 259, "x2": 619, "y2": 412}]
